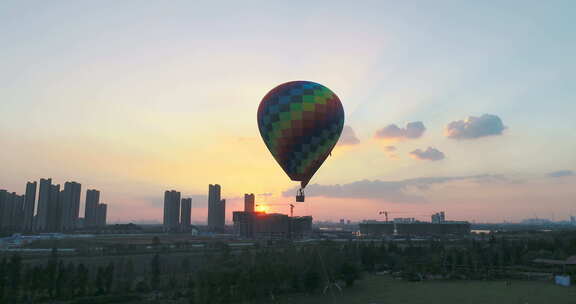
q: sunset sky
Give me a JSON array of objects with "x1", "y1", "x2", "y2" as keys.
[{"x1": 1, "y1": 1, "x2": 575, "y2": 223}]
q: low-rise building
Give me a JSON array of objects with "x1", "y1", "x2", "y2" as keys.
[{"x1": 233, "y1": 211, "x2": 312, "y2": 239}]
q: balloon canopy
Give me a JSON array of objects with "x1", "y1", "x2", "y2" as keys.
[{"x1": 257, "y1": 81, "x2": 344, "y2": 188}]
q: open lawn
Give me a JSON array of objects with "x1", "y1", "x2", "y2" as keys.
[{"x1": 279, "y1": 275, "x2": 576, "y2": 304}]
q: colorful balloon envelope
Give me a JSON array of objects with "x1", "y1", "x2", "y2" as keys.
[{"x1": 257, "y1": 81, "x2": 344, "y2": 189}]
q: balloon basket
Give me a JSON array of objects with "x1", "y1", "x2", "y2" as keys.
[{"x1": 296, "y1": 188, "x2": 305, "y2": 202}]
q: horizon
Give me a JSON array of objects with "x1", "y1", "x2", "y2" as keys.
[{"x1": 1, "y1": 1, "x2": 575, "y2": 224}]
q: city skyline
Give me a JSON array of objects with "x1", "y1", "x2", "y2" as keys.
[
  {"x1": 1, "y1": 2, "x2": 575, "y2": 223},
  {"x1": 0, "y1": 178, "x2": 107, "y2": 232}
]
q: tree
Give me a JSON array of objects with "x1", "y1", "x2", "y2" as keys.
[
  {"x1": 75, "y1": 263, "x2": 89, "y2": 296},
  {"x1": 182, "y1": 256, "x2": 191, "y2": 275},
  {"x1": 122, "y1": 258, "x2": 135, "y2": 292},
  {"x1": 0, "y1": 257, "x2": 6, "y2": 301},
  {"x1": 303, "y1": 268, "x2": 321, "y2": 294},
  {"x1": 339, "y1": 261, "x2": 360, "y2": 287},
  {"x1": 27, "y1": 265, "x2": 43, "y2": 300},
  {"x1": 55, "y1": 260, "x2": 67, "y2": 298},
  {"x1": 151, "y1": 254, "x2": 161, "y2": 293},
  {"x1": 360, "y1": 243, "x2": 377, "y2": 272},
  {"x1": 186, "y1": 275, "x2": 196, "y2": 303},
  {"x1": 95, "y1": 266, "x2": 105, "y2": 295},
  {"x1": 104, "y1": 262, "x2": 115, "y2": 294},
  {"x1": 152, "y1": 236, "x2": 161, "y2": 249}
]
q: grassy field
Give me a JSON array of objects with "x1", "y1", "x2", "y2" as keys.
[{"x1": 279, "y1": 275, "x2": 576, "y2": 304}]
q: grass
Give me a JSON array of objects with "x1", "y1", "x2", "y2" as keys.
[{"x1": 279, "y1": 275, "x2": 576, "y2": 304}]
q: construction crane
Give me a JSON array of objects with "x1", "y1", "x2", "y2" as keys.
[
  {"x1": 378, "y1": 211, "x2": 431, "y2": 222},
  {"x1": 378, "y1": 211, "x2": 389, "y2": 222}
]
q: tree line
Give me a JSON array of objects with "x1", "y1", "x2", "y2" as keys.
[{"x1": 1, "y1": 232, "x2": 576, "y2": 303}]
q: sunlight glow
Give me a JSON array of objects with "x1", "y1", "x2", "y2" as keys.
[{"x1": 255, "y1": 204, "x2": 270, "y2": 213}]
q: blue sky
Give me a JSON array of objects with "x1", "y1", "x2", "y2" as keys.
[{"x1": 1, "y1": 1, "x2": 574, "y2": 222}]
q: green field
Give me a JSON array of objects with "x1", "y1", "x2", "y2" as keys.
[{"x1": 279, "y1": 275, "x2": 576, "y2": 304}]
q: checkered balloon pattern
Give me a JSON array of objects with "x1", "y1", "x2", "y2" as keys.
[{"x1": 257, "y1": 81, "x2": 344, "y2": 188}]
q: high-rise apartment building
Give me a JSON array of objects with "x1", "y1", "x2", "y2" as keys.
[
  {"x1": 0, "y1": 190, "x2": 7, "y2": 231},
  {"x1": 0, "y1": 192, "x2": 25, "y2": 231},
  {"x1": 23, "y1": 181, "x2": 37, "y2": 231},
  {"x1": 1, "y1": 192, "x2": 16, "y2": 230},
  {"x1": 35, "y1": 178, "x2": 52, "y2": 231},
  {"x1": 60, "y1": 181, "x2": 81, "y2": 231},
  {"x1": 207, "y1": 184, "x2": 226, "y2": 231},
  {"x1": 46, "y1": 184, "x2": 61, "y2": 232},
  {"x1": 219, "y1": 199, "x2": 226, "y2": 229},
  {"x1": 12, "y1": 194, "x2": 25, "y2": 231},
  {"x1": 244, "y1": 193, "x2": 255, "y2": 213},
  {"x1": 1, "y1": 179, "x2": 108, "y2": 233},
  {"x1": 181, "y1": 198, "x2": 192, "y2": 230},
  {"x1": 97, "y1": 204, "x2": 107, "y2": 227},
  {"x1": 163, "y1": 190, "x2": 181, "y2": 232},
  {"x1": 84, "y1": 189, "x2": 100, "y2": 227},
  {"x1": 35, "y1": 179, "x2": 63, "y2": 232}
]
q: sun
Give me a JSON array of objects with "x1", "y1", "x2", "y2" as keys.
[{"x1": 255, "y1": 204, "x2": 270, "y2": 213}]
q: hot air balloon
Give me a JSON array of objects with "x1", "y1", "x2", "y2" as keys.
[{"x1": 257, "y1": 81, "x2": 344, "y2": 202}]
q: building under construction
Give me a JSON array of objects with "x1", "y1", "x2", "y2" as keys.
[
  {"x1": 232, "y1": 194, "x2": 312, "y2": 239},
  {"x1": 232, "y1": 211, "x2": 312, "y2": 239},
  {"x1": 359, "y1": 212, "x2": 470, "y2": 237}
]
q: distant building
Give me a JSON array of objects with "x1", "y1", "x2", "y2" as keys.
[
  {"x1": 23, "y1": 181, "x2": 37, "y2": 232},
  {"x1": 97, "y1": 204, "x2": 107, "y2": 227},
  {"x1": 431, "y1": 212, "x2": 446, "y2": 223},
  {"x1": 393, "y1": 217, "x2": 416, "y2": 223},
  {"x1": 181, "y1": 198, "x2": 192, "y2": 231},
  {"x1": 218, "y1": 199, "x2": 226, "y2": 229},
  {"x1": 207, "y1": 184, "x2": 226, "y2": 231},
  {"x1": 0, "y1": 190, "x2": 25, "y2": 232},
  {"x1": 244, "y1": 193, "x2": 255, "y2": 213},
  {"x1": 571, "y1": 216, "x2": 576, "y2": 226},
  {"x1": 521, "y1": 218, "x2": 553, "y2": 225},
  {"x1": 233, "y1": 211, "x2": 312, "y2": 239},
  {"x1": 1, "y1": 179, "x2": 107, "y2": 233},
  {"x1": 46, "y1": 184, "x2": 61, "y2": 232},
  {"x1": 12, "y1": 194, "x2": 25, "y2": 231},
  {"x1": 359, "y1": 221, "x2": 395, "y2": 236},
  {"x1": 0, "y1": 190, "x2": 7, "y2": 230},
  {"x1": 290, "y1": 216, "x2": 314, "y2": 239},
  {"x1": 60, "y1": 181, "x2": 81, "y2": 231},
  {"x1": 163, "y1": 190, "x2": 181, "y2": 232},
  {"x1": 84, "y1": 189, "x2": 100, "y2": 227},
  {"x1": 360, "y1": 215, "x2": 471, "y2": 237},
  {"x1": 1, "y1": 192, "x2": 19, "y2": 231},
  {"x1": 35, "y1": 178, "x2": 52, "y2": 231},
  {"x1": 396, "y1": 222, "x2": 470, "y2": 236}
]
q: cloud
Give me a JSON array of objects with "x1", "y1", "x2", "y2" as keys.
[
  {"x1": 375, "y1": 121, "x2": 426, "y2": 140},
  {"x1": 383, "y1": 145, "x2": 399, "y2": 159},
  {"x1": 258, "y1": 192, "x2": 273, "y2": 197},
  {"x1": 338, "y1": 125, "x2": 360, "y2": 146},
  {"x1": 409, "y1": 147, "x2": 445, "y2": 161},
  {"x1": 548, "y1": 170, "x2": 574, "y2": 178},
  {"x1": 445, "y1": 114, "x2": 506, "y2": 139},
  {"x1": 282, "y1": 174, "x2": 505, "y2": 203}
]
